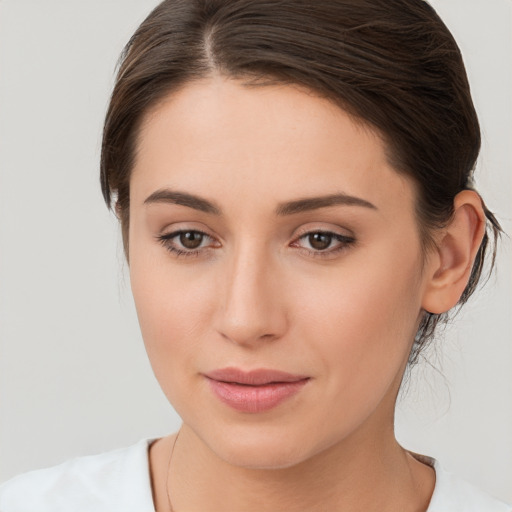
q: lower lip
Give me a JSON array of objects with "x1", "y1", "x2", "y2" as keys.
[{"x1": 206, "y1": 378, "x2": 309, "y2": 413}]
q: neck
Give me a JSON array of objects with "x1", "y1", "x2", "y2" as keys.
[{"x1": 165, "y1": 420, "x2": 434, "y2": 512}]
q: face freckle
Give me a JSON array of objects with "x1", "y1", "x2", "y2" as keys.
[{"x1": 128, "y1": 76, "x2": 429, "y2": 469}]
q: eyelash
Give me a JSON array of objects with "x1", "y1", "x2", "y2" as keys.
[
  {"x1": 291, "y1": 231, "x2": 355, "y2": 258},
  {"x1": 156, "y1": 229, "x2": 355, "y2": 259},
  {"x1": 156, "y1": 230, "x2": 217, "y2": 258}
]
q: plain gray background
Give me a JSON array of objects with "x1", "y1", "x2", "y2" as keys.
[{"x1": 0, "y1": 0, "x2": 511, "y2": 503}]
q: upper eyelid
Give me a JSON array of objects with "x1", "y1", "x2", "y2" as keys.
[
  {"x1": 292, "y1": 225, "x2": 355, "y2": 240},
  {"x1": 160, "y1": 229, "x2": 217, "y2": 244},
  {"x1": 157, "y1": 225, "x2": 355, "y2": 247},
  {"x1": 161, "y1": 228, "x2": 210, "y2": 237},
  {"x1": 292, "y1": 231, "x2": 355, "y2": 246},
  {"x1": 159, "y1": 226, "x2": 218, "y2": 242}
]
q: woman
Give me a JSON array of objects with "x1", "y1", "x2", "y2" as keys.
[{"x1": 0, "y1": 0, "x2": 510, "y2": 510}]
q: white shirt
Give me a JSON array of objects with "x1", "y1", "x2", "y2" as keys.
[{"x1": 0, "y1": 439, "x2": 510, "y2": 511}]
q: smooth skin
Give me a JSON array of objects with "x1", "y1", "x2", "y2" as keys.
[{"x1": 127, "y1": 75, "x2": 485, "y2": 512}]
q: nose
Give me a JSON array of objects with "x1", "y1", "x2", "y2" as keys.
[{"x1": 214, "y1": 244, "x2": 287, "y2": 347}]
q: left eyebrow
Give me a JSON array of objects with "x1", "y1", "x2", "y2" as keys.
[{"x1": 275, "y1": 193, "x2": 377, "y2": 216}]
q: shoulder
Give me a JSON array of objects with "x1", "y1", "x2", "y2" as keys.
[
  {"x1": 428, "y1": 460, "x2": 511, "y2": 512},
  {"x1": 0, "y1": 439, "x2": 156, "y2": 512}
]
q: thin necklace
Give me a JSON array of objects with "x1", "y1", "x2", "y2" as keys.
[{"x1": 166, "y1": 429, "x2": 181, "y2": 512}]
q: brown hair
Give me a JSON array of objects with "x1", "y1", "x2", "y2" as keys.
[{"x1": 100, "y1": 0, "x2": 501, "y2": 361}]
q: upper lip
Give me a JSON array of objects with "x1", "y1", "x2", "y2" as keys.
[{"x1": 204, "y1": 367, "x2": 309, "y2": 386}]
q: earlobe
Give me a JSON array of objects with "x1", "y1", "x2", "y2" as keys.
[{"x1": 422, "y1": 190, "x2": 486, "y2": 314}]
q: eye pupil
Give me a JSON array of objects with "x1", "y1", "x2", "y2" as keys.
[
  {"x1": 309, "y1": 232, "x2": 332, "y2": 250},
  {"x1": 179, "y1": 231, "x2": 203, "y2": 249}
]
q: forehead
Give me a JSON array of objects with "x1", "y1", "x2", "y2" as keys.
[{"x1": 131, "y1": 76, "x2": 414, "y2": 213}]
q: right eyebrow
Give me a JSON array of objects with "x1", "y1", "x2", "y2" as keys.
[{"x1": 143, "y1": 189, "x2": 221, "y2": 215}]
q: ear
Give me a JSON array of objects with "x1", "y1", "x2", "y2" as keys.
[{"x1": 422, "y1": 190, "x2": 486, "y2": 314}]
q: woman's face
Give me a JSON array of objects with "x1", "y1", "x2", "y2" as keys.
[{"x1": 129, "y1": 76, "x2": 432, "y2": 468}]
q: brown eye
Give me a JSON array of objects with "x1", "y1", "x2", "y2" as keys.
[
  {"x1": 157, "y1": 229, "x2": 220, "y2": 257},
  {"x1": 179, "y1": 231, "x2": 204, "y2": 249},
  {"x1": 308, "y1": 232, "x2": 332, "y2": 250},
  {"x1": 291, "y1": 230, "x2": 355, "y2": 258}
]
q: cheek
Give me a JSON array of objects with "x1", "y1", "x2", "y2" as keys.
[
  {"x1": 128, "y1": 248, "x2": 218, "y2": 397},
  {"x1": 291, "y1": 244, "x2": 423, "y2": 408}
]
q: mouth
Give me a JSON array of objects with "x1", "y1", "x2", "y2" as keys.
[{"x1": 203, "y1": 367, "x2": 310, "y2": 413}]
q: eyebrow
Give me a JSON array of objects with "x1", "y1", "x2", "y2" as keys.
[
  {"x1": 275, "y1": 193, "x2": 377, "y2": 215},
  {"x1": 144, "y1": 189, "x2": 221, "y2": 214},
  {"x1": 143, "y1": 189, "x2": 377, "y2": 215}
]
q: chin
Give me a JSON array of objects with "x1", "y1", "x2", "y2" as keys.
[{"x1": 201, "y1": 423, "x2": 320, "y2": 471}]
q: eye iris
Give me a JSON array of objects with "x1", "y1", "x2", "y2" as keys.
[
  {"x1": 309, "y1": 232, "x2": 332, "y2": 250},
  {"x1": 179, "y1": 231, "x2": 203, "y2": 249}
]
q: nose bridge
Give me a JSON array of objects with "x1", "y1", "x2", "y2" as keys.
[{"x1": 216, "y1": 238, "x2": 285, "y2": 346}]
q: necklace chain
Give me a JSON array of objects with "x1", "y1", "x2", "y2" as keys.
[{"x1": 166, "y1": 429, "x2": 181, "y2": 512}]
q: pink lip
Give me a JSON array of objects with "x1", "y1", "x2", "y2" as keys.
[{"x1": 204, "y1": 367, "x2": 310, "y2": 413}]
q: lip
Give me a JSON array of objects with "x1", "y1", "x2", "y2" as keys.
[{"x1": 204, "y1": 367, "x2": 310, "y2": 413}]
